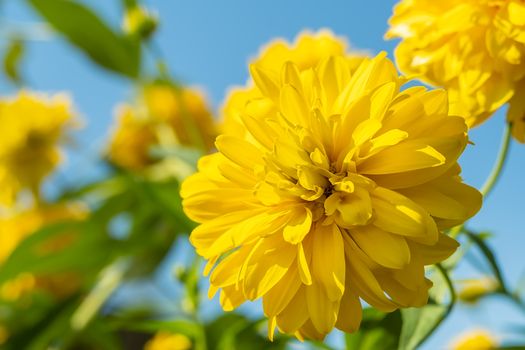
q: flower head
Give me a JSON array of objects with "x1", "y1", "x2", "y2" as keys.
[
  {"x1": 182, "y1": 48, "x2": 481, "y2": 340},
  {"x1": 108, "y1": 84, "x2": 216, "y2": 171},
  {"x1": 386, "y1": 0, "x2": 525, "y2": 142},
  {"x1": 451, "y1": 329, "x2": 498, "y2": 350},
  {"x1": 221, "y1": 30, "x2": 367, "y2": 137},
  {"x1": 457, "y1": 277, "x2": 499, "y2": 304},
  {"x1": 108, "y1": 105, "x2": 159, "y2": 170},
  {"x1": 122, "y1": 5, "x2": 158, "y2": 40},
  {"x1": 144, "y1": 332, "x2": 192, "y2": 350},
  {"x1": 0, "y1": 91, "x2": 76, "y2": 205}
]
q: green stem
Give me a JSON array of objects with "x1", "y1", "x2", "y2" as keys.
[
  {"x1": 463, "y1": 228, "x2": 507, "y2": 290},
  {"x1": 418, "y1": 264, "x2": 456, "y2": 348},
  {"x1": 480, "y1": 122, "x2": 512, "y2": 198},
  {"x1": 506, "y1": 292, "x2": 525, "y2": 314},
  {"x1": 449, "y1": 122, "x2": 512, "y2": 239},
  {"x1": 436, "y1": 263, "x2": 456, "y2": 313},
  {"x1": 70, "y1": 258, "x2": 129, "y2": 331}
]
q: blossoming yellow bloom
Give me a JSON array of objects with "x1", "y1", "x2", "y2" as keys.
[
  {"x1": 0, "y1": 273, "x2": 35, "y2": 301},
  {"x1": 221, "y1": 30, "x2": 367, "y2": 137},
  {"x1": 451, "y1": 329, "x2": 498, "y2": 350},
  {"x1": 122, "y1": 5, "x2": 158, "y2": 40},
  {"x1": 0, "y1": 91, "x2": 77, "y2": 205},
  {"x1": 144, "y1": 332, "x2": 192, "y2": 350},
  {"x1": 144, "y1": 84, "x2": 216, "y2": 151},
  {"x1": 108, "y1": 105, "x2": 159, "y2": 170},
  {"x1": 457, "y1": 277, "x2": 499, "y2": 304},
  {"x1": 108, "y1": 84, "x2": 216, "y2": 171},
  {"x1": 386, "y1": 0, "x2": 525, "y2": 142},
  {"x1": 182, "y1": 52, "x2": 481, "y2": 340}
]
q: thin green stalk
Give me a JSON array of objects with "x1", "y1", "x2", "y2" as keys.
[
  {"x1": 70, "y1": 258, "x2": 129, "y2": 331},
  {"x1": 418, "y1": 263, "x2": 456, "y2": 348},
  {"x1": 463, "y1": 228, "x2": 525, "y2": 315},
  {"x1": 463, "y1": 228, "x2": 507, "y2": 291},
  {"x1": 436, "y1": 263, "x2": 457, "y2": 314},
  {"x1": 449, "y1": 122, "x2": 512, "y2": 239},
  {"x1": 480, "y1": 122, "x2": 512, "y2": 198}
]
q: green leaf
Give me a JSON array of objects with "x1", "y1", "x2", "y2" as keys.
[
  {"x1": 345, "y1": 309, "x2": 402, "y2": 350},
  {"x1": 122, "y1": 319, "x2": 202, "y2": 338},
  {"x1": 0, "y1": 220, "x2": 113, "y2": 285},
  {"x1": 3, "y1": 38, "x2": 25, "y2": 84},
  {"x1": 205, "y1": 315, "x2": 287, "y2": 350},
  {"x1": 464, "y1": 229, "x2": 507, "y2": 291},
  {"x1": 398, "y1": 264, "x2": 455, "y2": 350},
  {"x1": 28, "y1": 0, "x2": 140, "y2": 78},
  {"x1": 398, "y1": 304, "x2": 447, "y2": 350}
]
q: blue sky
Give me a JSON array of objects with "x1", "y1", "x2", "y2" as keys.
[{"x1": 1, "y1": 0, "x2": 524, "y2": 348}]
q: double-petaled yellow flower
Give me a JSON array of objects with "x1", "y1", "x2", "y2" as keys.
[
  {"x1": 457, "y1": 277, "x2": 499, "y2": 304},
  {"x1": 144, "y1": 332, "x2": 192, "y2": 350},
  {"x1": 108, "y1": 105, "x2": 159, "y2": 171},
  {"x1": 182, "y1": 49, "x2": 481, "y2": 339},
  {"x1": 0, "y1": 91, "x2": 76, "y2": 205},
  {"x1": 386, "y1": 0, "x2": 525, "y2": 142},
  {"x1": 108, "y1": 84, "x2": 216, "y2": 171},
  {"x1": 451, "y1": 329, "x2": 498, "y2": 350},
  {"x1": 222, "y1": 30, "x2": 367, "y2": 137}
]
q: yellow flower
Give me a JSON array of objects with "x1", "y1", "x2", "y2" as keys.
[
  {"x1": 457, "y1": 277, "x2": 499, "y2": 304},
  {"x1": 386, "y1": 0, "x2": 525, "y2": 142},
  {"x1": 108, "y1": 105, "x2": 159, "y2": 171},
  {"x1": 221, "y1": 30, "x2": 367, "y2": 137},
  {"x1": 0, "y1": 91, "x2": 76, "y2": 205},
  {"x1": 181, "y1": 52, "x2": 481, "y2": 340},
  {"x1": 144, "y1": 332, "x2": 192, "y2": 350},
  {"x1": 108, "y1": 84, "x2": 217, "y2": 171},
  {"x1": 143, "y1": 84, "x2": 216, "y2": 151},
  {"x1": 0, "y1": 203, "x2": 87, "y2": 300},
  {"x1": 122, "y1": 5, "x2": 158, "y2": 40},
  {"x1": 0, "y1": 273, "x2": 35, "y2": 301},
  {"x1": 451, "y1": 329, "x2": 498, "y2": 350}
]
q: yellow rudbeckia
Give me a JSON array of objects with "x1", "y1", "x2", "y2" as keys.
[
  {"x1": 144, "y1": 332, "x2": 192, "y2": 350},
  {"x1": 386, "y1": 0, "x2": 525, "y2": 142},
  {"x1": 181, "y1": 52, "x2": 481, "y2": 340},
  {"x1": 108, "y1": 105, "x2": 159, "y2": 171},
  {"x1": 0, "y1": 91, "x2": 76, "y2": 205},
  {"x1": 108, "y1": 83, "x2": 217, "y2": 171},
  {"x1": 221, "y1": 29, "x2": 367, "y2": 137},
  {"x1": 457, "y1": 277, "x2": 499, "y2": 304},
  {"x1": 451, "y1": 329, "x2": 498, "y2": 350}
]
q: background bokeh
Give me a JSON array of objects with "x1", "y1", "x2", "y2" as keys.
[{"x1": 1, "y1": 0, "x2": 523, "y2": 348}]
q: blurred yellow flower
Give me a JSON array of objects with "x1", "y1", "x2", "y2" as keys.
[
  {"x1": 144, "y1": 84, "x2": 216, "y2": 151},
  {"x1": 108, "y1": 105, "x2": 159, "y2": 171},
  {"x1": 451, "y1": 329, "x2": 498, "y2": 350},
  {"x1": 221, "y1": 30, "x2": 368, "y2": 136},
  {"x1": 108, "y1": 84, "x2": 216, "y2": 171},
  {"x1": 122, "y1": 5, "x2": 158, "y2": 40},
  {"x1": 0, "y1": 91, "x2": 77, "y2": 205},
  {"x1": 182, "y1": 52, "x2": 481, "y2": 340},
  {"x1": 0, "y1": 273, "x2": 35, "y2": 301},
  {"x1": 0, "y1": 203, "x2": 87, "y2": 300},
  {"x1": 144, "y1": 332, "x2": 192, "y2": 350},
  {"x1": 458, "y1": 277, "x2": 499, "y2": 304},
  {"x1": 386, "y1": 0, "x2": 525, "y2": 142}
]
